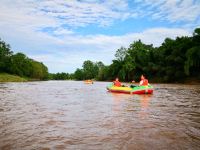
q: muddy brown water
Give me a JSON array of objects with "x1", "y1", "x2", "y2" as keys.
[{"x1": 0, "y1": 81, "x2": 200, "y2": 150}]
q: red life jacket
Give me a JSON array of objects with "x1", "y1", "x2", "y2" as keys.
[
  {"x1": 140, "y1": 79, "x2": 148, "y2": 86},
  {"x1": 113, "y1": 81, "x2": 121, "y2": 87}
]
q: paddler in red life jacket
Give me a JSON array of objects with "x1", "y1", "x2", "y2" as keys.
[
  {"x1": 139, "y1": 75, "x2": 149, "y2": 86},
  {"x1": 113, "y1": 78, "x2": 122, "y2": 87}
]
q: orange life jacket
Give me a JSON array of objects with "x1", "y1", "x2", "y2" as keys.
[
  {"x1": 113, "y1": 81, "x2": 121, "y2": 87},
  {"x1": 140, "y1": 79, "x2": 148, "y2": 86}
]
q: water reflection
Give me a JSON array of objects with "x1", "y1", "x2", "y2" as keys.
[
  {"x1": 110, "y1": 93, "x2": 131, "y2": 112},
  {"x1": 110, "y1": 93, "x2": 152, "y2": 118},
  {"x1": 139, "y1": 95, "x2": 152, "y2": 119}
]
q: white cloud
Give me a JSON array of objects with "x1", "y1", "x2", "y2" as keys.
[
  {"x1": 52, "y1": 28, "x2": 74, "y2": 35},
  {"x1": 137, "y1": 0, "x2": 200, "y2": 23},
  {"x1": 0, "y1": 0, "x2": 196, "y2": 73},
  {"x1": 0, "y1": 0, "x2": 135, "y2": 35},
  {"x1": 0, "y1": 23, "x2": 191, "y2": 73},
  {"x1": 0, "y1": 0, "x2": 198, "y2": 35},
  {"x1": 0, "y1": 0, "x2": 58, "y2": 29}
]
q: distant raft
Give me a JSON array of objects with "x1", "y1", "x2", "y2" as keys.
[
  {"x1": 107, "y1": 84, "x2": 153, "y2": 94},
  {"x1": 84, "y1": 80, "x2": 94, "y2": 84}
]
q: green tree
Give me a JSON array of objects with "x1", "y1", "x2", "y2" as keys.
[
  {"x1": 52, "y1": 72, "x2": 70, "y2": 80},
  {"x1": 126, "y1": 40, "x2": 153, "y2": 80},
  {"x1": 9, "y1": 53, "x2": 32, "y2": 77},
  {"x1": 184, "y1": 28, "x2": 200, "y2": 77},
  {"x1": 74, "y1": 68, "x2": 84, "y2": 80},
  {"x1": 0, "y1": 39, "x2": 13, "y2": 72},
  {"x1": 30, "y1": 61, "x2": 48, "y2": 80},
  {"x1": 0, "y1": 38, "x2": 49, "y2": 80},
  {"x1": 82, "y1": 60, "x2": 98, "y2": 79},
  {"x1": 184, "y1": 46, "x2": 200, "y2": 76}
]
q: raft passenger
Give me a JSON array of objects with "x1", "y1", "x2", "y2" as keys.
[
  {"x1": 113, "y1": 78, "x2": 121, "y2": 87},
  {"x1": 139, "y1": 75, "x2": 149, "y2": 86}
]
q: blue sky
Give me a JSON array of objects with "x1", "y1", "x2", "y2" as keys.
[{"x1": 0, "y1": 0, "x2": 200, "y2": 73}]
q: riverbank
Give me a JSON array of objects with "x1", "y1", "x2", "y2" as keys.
[
  {"x1": 1, "y1": 73, "x2": 200, "y2": 84},
  {"x1": 0, "y1": 73, "x2": 27, "y2": 82}
]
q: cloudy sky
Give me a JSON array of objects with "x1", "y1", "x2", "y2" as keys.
[{"x1": 0, "y1": 0, "x2": 199, "y2": 73}]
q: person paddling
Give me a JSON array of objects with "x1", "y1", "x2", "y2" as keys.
[
  {"x1": 130, "y1": 75, "x2": 149, "y2": 88},
  {"x1": 113, "y1": 77, "x2": 122, "y2": 87}
]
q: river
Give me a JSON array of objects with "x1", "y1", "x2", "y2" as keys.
[{"x1": 0, "y1": 81, "x2": 200, "y2": 150}]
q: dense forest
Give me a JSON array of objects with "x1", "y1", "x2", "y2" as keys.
[
  {"x1": 0, "y1": 39, "x2": 48, "y2": 80},
  {"x1": 72, "y1": 28, "x2": 200, "y2": 83},
  {"x1": 1, "y1": 28, "x2": 200, "y2": 83}
]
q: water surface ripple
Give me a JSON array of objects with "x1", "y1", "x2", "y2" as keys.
[{"x1": 0, "y1": 81, "x2": 200, "y2": 150}]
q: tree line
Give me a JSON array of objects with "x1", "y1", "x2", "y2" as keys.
[
  {"x1": 48, "y1": 72, "x2": 73, "y2": 80},
  {"x1": 0, "y1": 39, "x2": 48, "y2": 80},
  {"x1": 1, "y1": 27, "x2": 199, "y2": 82},
  {"x1": 49, "y1": 61, "x2": 104, "y2": 80},
  {"x1": 73, "y1": 28, "x2": 200, "y2": 83}
]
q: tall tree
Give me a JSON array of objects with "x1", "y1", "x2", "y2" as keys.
[
  {"x1": 0, "y1": 39, "x2": 13, "y2": 72},
  {"x1": 9, "y1": 53, "x2": 32, "y2": 76},
  {"x1": 82, "y1": 60, "x2": 98, "y2": 79},
  {"x1": 74, "y1": 68, "x2": 84, "y2": 80}
]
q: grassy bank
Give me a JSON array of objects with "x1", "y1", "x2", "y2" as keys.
[{"x1": 0, "y1": 73, "x2": 27, "y2": 82}]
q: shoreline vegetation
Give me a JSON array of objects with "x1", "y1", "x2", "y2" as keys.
[
  {"x1": 0, "y1": 73, "x2": 42, "y2": 82},
  {"x1": 1, "y1": 73, "x2": 199, "y2": 84},
  {"x1": 0, "y1": 73, "x2": 27, "y2": 82},
  {"x1": 1, "y1": 28, "x2": 200, "y2": 83}
]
